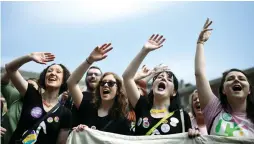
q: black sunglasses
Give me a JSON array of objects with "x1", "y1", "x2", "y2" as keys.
[
  {"x1": 100, "y1": 81, "x2": 117, "y2": 87},
  {"x1": 153, "y1": 71, "x2": 173, "y2": 81}
]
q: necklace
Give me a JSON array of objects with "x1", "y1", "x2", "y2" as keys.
[
  {"x1": 150, "y1": 108, "x2": 167, "y2": 114},
  {"x1": 42, "y1": 100, "x2": 52, "y2": 108}
]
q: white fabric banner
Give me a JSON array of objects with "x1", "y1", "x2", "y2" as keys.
[{"x1": 67, "y1": 128, "x2": 254, "y2": 144}]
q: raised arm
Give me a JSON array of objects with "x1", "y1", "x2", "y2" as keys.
[
  {"x1": 5, "y1": 52, "x2": 55, "y2": 96},
  {"x1": 67, "y1": 43, "x2": 113, "y2": 109},
  {"x1": 122, "y1": 34, "x2": 166, "y2": 108},
  {"x1": 195, "y1": 18, "x2": 215, "y2": 109}
]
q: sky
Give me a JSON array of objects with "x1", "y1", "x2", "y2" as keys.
[{"x1": 1, "y1": 1, "x2": 254, "y2": 85}]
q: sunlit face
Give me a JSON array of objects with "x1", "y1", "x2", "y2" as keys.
[
  {"x1": 27, "y1": 80, "x2": 38, "y2": 90},
  {"x1": 86, "y1": 68, "x2": 102, "y2": 91},
  {"x1": 99, "y1": 74, "x2": 117, "y2": 101},
  {"x1": 192, "y1": 91, "x2": 202, "y2": 115},
  {"x1": 152, "y1": 71, "x2": 176, "y2": 99},
  {"x1": 45, "y1": 65, "x2": 64, "y2": 89},
  {"x1": 223, "y1": 71, "x2": 250, "y2": 100}
]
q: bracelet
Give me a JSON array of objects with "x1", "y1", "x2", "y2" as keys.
[
  {"x1": 197, "y1": 41, "x2": 204, "y2": 45},
  {"x1": 86, "y1": 58, "x2": 92, "y2": 65}
]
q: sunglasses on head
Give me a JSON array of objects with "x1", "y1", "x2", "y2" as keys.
[
  {"x1": 100, "y1": 81, "x2": 117, "y2": 87},
  {"x1": 153, "y1": 71, "x2": 173, "y2": 81}
]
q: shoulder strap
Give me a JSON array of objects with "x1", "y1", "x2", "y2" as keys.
[
  {"x1": 208, "y1": 111, "x2": 220, "y2": 134},
  {"x1": 180, "y1": 109, "x2": 185, "y2": 132},
  {"x1": 22, "y1": 103, "x2": 61, "y2": 139},
  {"x1": 101, "y1": 120, "x2": 115, "y2": 131},
  {"x1": 146, "y1": 111, "x2": 174, "y2": 135}
]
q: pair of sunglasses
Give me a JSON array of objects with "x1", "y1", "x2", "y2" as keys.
[
  {"x1": 153, "y1": 71, "x2": 173, "y2": 81},
  {"x1": 100, "y1": 81, "x2": 117, "y2": 87}
]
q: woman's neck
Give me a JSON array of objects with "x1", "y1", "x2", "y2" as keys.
[
  {"x1": 42, "y1": 89, "x2": 59, "y2": 103},
  {"x1": 152, "y1": 97, "x2": 170, "y2": 110},
  {"x1": 228, "y1": 98, "x2": 247, "y2": 113},
  {"x1": 100, "y1": 99, "x2": 114, "y2": 111}
]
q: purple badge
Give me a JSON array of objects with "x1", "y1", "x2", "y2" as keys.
[{"x1": 31, "y1": 107, "x2": 42, "y2": 118}]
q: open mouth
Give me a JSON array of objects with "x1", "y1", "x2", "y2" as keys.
[
  {"x1": 48, "y1": 77, "x2": 57, "y2": 82},
  {"x1": 232, "y1": 84, "x2": 242, "y2": 91},
  {"x1": 196, "y1": 103, "x2": 201, "y2": 109},
  {"x1": 103, "y1": 89, "x2": 110, "y2": 94},
  {"x1": 158, "y1": 82, "x2": 166, "y2": 91}
]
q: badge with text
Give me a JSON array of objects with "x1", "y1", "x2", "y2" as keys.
[{"x1": 30, "y1": 107, "x2": 42, "y2": 118}]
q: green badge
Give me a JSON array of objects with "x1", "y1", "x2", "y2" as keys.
[{"x1": 222, "y1": 113, "x2": 232, "y2": 121}]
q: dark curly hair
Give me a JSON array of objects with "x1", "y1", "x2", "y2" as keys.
[
  {"x1": 38, "y1": 63, "x2": 70, "y2": 95},
  {"x1": 92, "y1": 72, "x2": 128, "y2": 119},
  {"x1": 147, "y1": 71, "x2": 181, "y2": 112},
  {"x1": 219, "y1": 68, "x2": 254, "y2": 123}
]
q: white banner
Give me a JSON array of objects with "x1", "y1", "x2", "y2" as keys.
[{"x1": 67, "y1": 128, "x2": 254, "y2": 144}]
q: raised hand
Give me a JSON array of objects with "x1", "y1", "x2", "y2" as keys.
[
  {"x1": 134, "y1": 65, "x2": 153, "y2": 81},
  {"x1": 143, "y1": 34, "x2": 166, "y2": 51},
  {"x1": 88, "y1": 43, "x2": 113, "y2": 63},
  {"x1": 197, "y1": 18, "x2": 213, "y2": 44},
  {"x1": 30, "y1": 52, "x2": 55, "y2": 64},
  {"x1": 153, "y1": 63, "x2": 169, "y2": 74}
]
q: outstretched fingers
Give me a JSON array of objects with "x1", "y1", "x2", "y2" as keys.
[{"x1": 203, "y1": 18, "x2": 213, "y2": 29}]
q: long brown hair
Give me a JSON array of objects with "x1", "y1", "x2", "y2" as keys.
[
  {"x1": 92, "y1": 72, "x2": 128, "y2": 119},
  {"x1": 219, "y1": 68, "x2": 254, "y2": 123}
]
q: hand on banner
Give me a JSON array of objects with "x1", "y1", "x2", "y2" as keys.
[
  {"x1": 73, "y1": 124, "x2": 88, "y2": 132},
  {"x1": 0, "y1": 126, "x2": 7, "y2": 137},
  {"x1": 188, "y1": 128, "x2": 201, "y2": 138}
]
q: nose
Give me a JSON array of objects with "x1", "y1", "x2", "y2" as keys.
[
  {"x1": 91, "y1": 73, "x2": 96, "y2": 78},
  {"x1": 161, "y1": 76, "x2": 166, "y2": 81},
  {"x1": 49, "y1": 71, "x2": 57, "y2": 76},
  {"x1": 104, "y1": 82, "x2": 109, "y2": 87},
  {"x1": 233, "y1": 78, "x2": 240, "y2": 83}
]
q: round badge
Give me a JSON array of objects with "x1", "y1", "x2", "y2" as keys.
[
  {"x1": 91, "y1": 126, "x2": 96, "y2": 129},
  {"x1": 47, "y1": 117, "x2": 53, "y2": 123},
  {"x1": 222, "y1": 113, "x2": 232, "y2": 121},
  {"x1": 143, "y1": 117, "x2": 148, "y2": 122},
  {"x1": 137, "y1": 118, "x2": 142, "y2": 126},
  {"x1": 31, "y1": 107, "x2": 42, "y2": 118},
  {"x1": 143, "y1": 121, "x2": 150, "y2": 128},
  {"x1": 54, "y1": 116, "x2": 59, "y2": 123},
  {"x1": 161, "y1": 123, "x2": 170, "y2": 133}
]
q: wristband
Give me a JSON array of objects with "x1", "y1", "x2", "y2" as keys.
[{"x1": 86, "y1": 58, "x2": 92, "y2": 65}]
